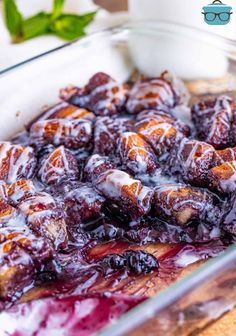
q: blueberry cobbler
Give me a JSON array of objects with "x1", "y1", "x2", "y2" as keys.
[{"x1": 0, "y1": 71, "x2": 236, "y2": 335}]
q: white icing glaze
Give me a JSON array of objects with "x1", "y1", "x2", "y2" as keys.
[
  {"x1": 96, "y1": 169, "x2": 152, "y2": 215},
  {"x1": 141, "y1": 122, "x2": 174, "y2": 141},
  {"x1": 118, "y1": 132, "x2": 155, "y2": 174},
  {"x1": 30, "y1": 119, "x2": 92, "y2": 148},
  {"x1": 193, "y1": 96, "x2": 233, "y2": 146},
  {"x1": 84, "y1": 154, "x2": 112, "y2": 182},
  {"x1": 67, "y1": 186, "x2": 101, "y2": 204},
  {"x1": 0, "y1": 142, "x2": 35, "y2": 184},
  {"x1": 39, "y1": 102, "x2": 94, "y2": 122},
  {"x1": 11, "y1": 181, "x2": 35, "y2": 202},
  {"x1": 176, "y1": 251, "x2": 200, "y2": 267},
  {"x1": 219, "y1": 161, "x2": 236, "y2": 192},
  {"x1": 155, "y1": 184, "x2": 211, "y2": 221},
  {"x1": 97, "y1": 169, "x2": 140, "y2": 199},
  {"x1": 177, "y1": 139, "x2": 214, "y2": 173},
  {"x1": 88, "y1": 78, "x2": 127, "y2": 112},
  {"x1": 18, "y1": 192, "x2": 57, "y2": 224},
  {"x1": 94, "y1": 116, "x2": 131, "y2": 153},
  {"x1": 39, "y1": 146, "x2": 78, "y2": 185},
  {"x1": 127, "y1": 78, "x2": 175, "y2": 113}
]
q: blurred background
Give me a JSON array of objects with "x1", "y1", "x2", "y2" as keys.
[
  {"x1": 0, "y1": 0, "x2": 128, "y2": 70},
  {"x1": 94, "y1": 0, "x2": 127, "y2": 11},
  {"x1": 0, "y1": 0, "x2": 235, "y2": 71}
]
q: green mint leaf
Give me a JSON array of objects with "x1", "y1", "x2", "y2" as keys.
[
  {"x1": 2, "y1": 0, "x2": 96, "y2": 44},
  {"x1": 21, "y1": 12, "x2": 51, "y2": 41},
  {"x1": 50, "y1": 12, "x2": 96, "y2": 41},
  {"x1": 50, "y1": 15, "x2": 85, "y2": 40},
  {"x1": 3, "y1": 0, "x2": 23, "y2": 39},
  {"x1": 52, "y1": 0, "x2": 65, "y2": 19},
  {"x1": 74, "y1": 11, "x2": 97, "y2": 26}
]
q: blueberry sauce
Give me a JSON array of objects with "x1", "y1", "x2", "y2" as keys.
[{"x1": 0, "y1": 294, "x2": 144, "y2": 336}]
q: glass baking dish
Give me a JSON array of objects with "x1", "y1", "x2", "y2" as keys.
[{"x1": 1, "y1": 21, "x2": 236, "y2": 336}]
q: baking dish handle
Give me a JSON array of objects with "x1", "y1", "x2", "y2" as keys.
[{"x1": 212, "y1": 0, "x2": 223, "y2": 4}]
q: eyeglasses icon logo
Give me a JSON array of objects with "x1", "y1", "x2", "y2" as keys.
[{"x1": 202, "y1": 0, "x2": 233, "y2": 25}]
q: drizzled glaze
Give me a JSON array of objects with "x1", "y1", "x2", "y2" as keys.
[
  {"x1": 30, "y1": 119, "x2": 93, "y2": 149},
  {"x1": 127, "y1": 76, "x2": 179, "y2": 114},
  {"x1": 96, "y1": 169, "x2": 153, "y2": 220},
  {"x1": 135, "y1": 116, "x2": 186, "y2": 157},
  {"x1": 0, "y1": 142, "x2": 36, "y2": 184},
  {"x1": 35, "y1": 101, "x2": 95, "y2": 122},
  {"x1": 62, "y1": 72, "x2": 128, "y2": 117},
  {"x1": 0, "y1": 71, "x2": 236, "y2": 335},
  {"x1": 118, "y1": 131, "x2": 157, "y2": 174},
  {"x1": 18, "y1": 192, "x2": 68, "y2": 249},
  {"x1": 192, "y1": 96, "x2": 236, "y2": 149},
  {"x1": 214, "y1": 147, "x2": 236, "y2": 166},
  {"x1": 209, "y1": 161, "x2": 236, "y2": 193},
  {"x1": 39, "y1": 146, "x2": 79, "y2": 185},
  {"x1": 0, "y1": 225, "x2": 53, "y2": 302},
  {"x1": 169, "y1": 138, "x2": 215, "y2": 186},
  {"x1": 153, "y1": 184, "x2": 219, "y2": 226},
  {"x1": 0, "y1": 198, "x2": 16, "y2": 225},
  {"x1": 94, "y1": 117, "x2": 134, "y2": 156}
]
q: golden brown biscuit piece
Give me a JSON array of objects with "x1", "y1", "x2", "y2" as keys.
[
  {"x1": 61, "y1": 72, "x2": 128, "y2": 117},
  {"x1": 209, "y1": 161, "x2": 236, "y2": 194},
  {"x1": 39, "y1": 146, "x2": 79, "y2": 186},
  {"x1": 96, "y1": 169, "x2": 153, "y2": 221},
  {"x1": 117, "y1": 132, "x2": 158, "y2": 174},
  {"x1": 0, "y1": 142, "x2": 36, "y2": 184},
  {"x1": 169, "y1": 139, "x2": 215, "y2": 186},
  {"x1": 28, "y1": 102, "x2": 95, "y2": 130},
  {"x1": 39, "y1": 102, "x2": 95, "y2": 121},
  {"x1": 135, "y1": 117, "x2": 182, "y2": 157},
  {"x1": 93, "y1": 116, "x2": 134, "y2": 156},
  {"x1": 127, "y1": 75, "x2": 179, "y2": 114},
  {"x1": 191, "y1": 96, "x2": 236, "y2": 149},
  {"x1": 30, "y1": 119, "x2": 93, "y2": 150},
  {"x1": 0, "y1": 198, "x2": 16, "y2": 225},
  {"x1": 213, "y1": 147, "x2": 236, "y2": 166},
  {"x1": 0, "y1": 227, "x2": 53, "y2": 301},
  {"x1": 153, "y1": 184, "x2": 217, "y2": 226},
  {"x1": 18, "y1": 192, "x2": 68, "y2": 250}
]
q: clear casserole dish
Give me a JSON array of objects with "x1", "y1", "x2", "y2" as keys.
[{"x1": 1, "y1": 22, "x2": 236, "y2": 336}]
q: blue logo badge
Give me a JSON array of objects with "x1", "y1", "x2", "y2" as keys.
[{"x1": 202, "y1": 0, "x2": 233, "y2": 25}]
